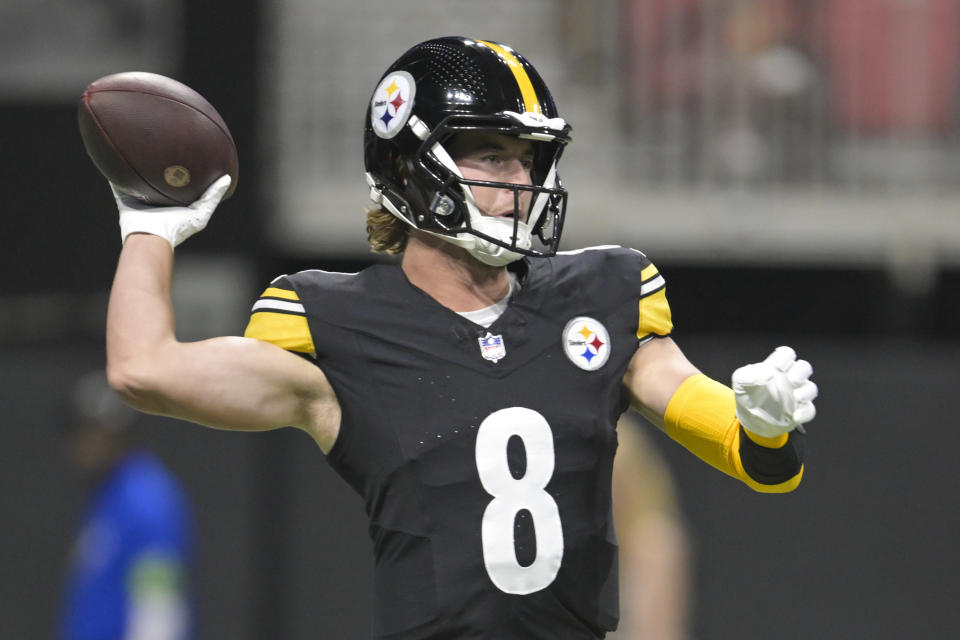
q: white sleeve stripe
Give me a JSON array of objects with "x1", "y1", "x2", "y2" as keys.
[
  {"x1": 251, "y1": 299, "x2": 306, "y2": 314},
  {"x1": 640, "y1": 275, "x2": 666, "y2": 296}
]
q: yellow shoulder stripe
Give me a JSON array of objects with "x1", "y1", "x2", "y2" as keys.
[
  {"x1": 637, "y1": 289, "x2": 672, "y2": 338},
  {"x1": 262, "y1": 287, "x2": 299, "y2": 301},
  {"x1": 636, "y1": 261, "x2": 671, "y2": 338},
  {"x1": 244, "y1": 312, "x2": 315, "y2": 355}
]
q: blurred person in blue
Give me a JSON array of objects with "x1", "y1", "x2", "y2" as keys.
[{"x1": 59, "y1": 370, "x2": 194, "y2": 640}]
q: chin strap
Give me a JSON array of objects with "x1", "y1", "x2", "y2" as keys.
[{"x1": 366, "y1": 171, "x2": 527, "y2": 266}]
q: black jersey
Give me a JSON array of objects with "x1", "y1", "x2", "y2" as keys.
[{"x1": 244, "y1": 246, "x2": 673, "y2": 639}]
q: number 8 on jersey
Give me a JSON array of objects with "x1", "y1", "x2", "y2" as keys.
[{"x1": 475, "y1": 407, "x2": 564, "y2": 594}]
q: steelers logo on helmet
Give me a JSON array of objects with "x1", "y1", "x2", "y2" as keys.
[
  {"x1": 562, "y1": 316, "x2": 611, "y2": 371},
  {"x1": 370, "y1": 71, "x2": 416, "y2": 139}
]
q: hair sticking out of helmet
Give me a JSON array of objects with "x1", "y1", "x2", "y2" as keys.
[{"x1": 363, "y1": 36, "x2": 572, "y2": 266}]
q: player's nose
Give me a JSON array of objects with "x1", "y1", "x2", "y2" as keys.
[{"x1": 504, "y1": 159, "x2": 532, "y2": 185}]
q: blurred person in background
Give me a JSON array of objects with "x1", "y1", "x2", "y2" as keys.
[
  {"x1": 620, "y1": 0, "x2": 824, "y2": 184},
  {"x1": 102, "y1": 36, "x2": 816, "y2": 637},
  {"x1": 610, "y1": 414, "x2": 692, "y2": 640},
  {"x1": 58, "y1": 370, "x2": 193, "y2": 640}
]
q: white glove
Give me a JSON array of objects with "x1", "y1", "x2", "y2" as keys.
[
  {"x1": 112, "y1": 175, "x2": 232, "y2": 248},
  {"x1": 732, "y1": 346, "x2": 818, "y2": 438}
]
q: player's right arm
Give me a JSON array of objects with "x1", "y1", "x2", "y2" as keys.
[
  {"x1": 620, "y1": 252, "x2": 815, "y2": 493},
  {"x1": 105, "y1": 180, "x2": 340, "y2": 453}
]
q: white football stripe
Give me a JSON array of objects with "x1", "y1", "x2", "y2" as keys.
[
  {"x1": 640, "y1": 275, "x2": 665, "y2": 296},
  {"x1": 252, "y1": 299, "x2": 305, "y2": 314}
]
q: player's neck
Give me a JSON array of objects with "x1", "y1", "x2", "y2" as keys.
[{"x1": 401, "y1": 231, "x2": 512, "y2": 313}]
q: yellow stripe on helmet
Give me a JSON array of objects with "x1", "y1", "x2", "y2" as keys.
[{"x1": 477, "y1": 40, "x2": 541, "y2": 114}]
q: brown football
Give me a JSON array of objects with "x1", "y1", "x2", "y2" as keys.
[{"x1": 78, "y1": 71, "x2": 239, "y2": 206}]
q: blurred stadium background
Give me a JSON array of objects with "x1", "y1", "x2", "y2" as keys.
[{"x1": 1, "y1": 1, "x2": 957, "y2": 638}]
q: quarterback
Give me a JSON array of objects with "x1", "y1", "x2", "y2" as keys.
[{"x1": 105, "y1": 37, "x2": 817, "y2": 638}]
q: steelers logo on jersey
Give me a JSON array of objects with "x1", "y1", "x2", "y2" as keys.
[
  {"x1": 562, "y1": 316, "x2": 611, "y2": 371},
  {"x1": 370, "y1": 71, "x2": 416, "y2": 139}
]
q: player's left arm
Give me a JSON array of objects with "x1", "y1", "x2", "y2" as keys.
[{"x1": 623, "y1": 339, "x2": 817, "y2": 493}]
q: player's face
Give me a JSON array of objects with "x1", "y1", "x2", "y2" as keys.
[{"x1": 449, "y1": 132, "x2": 534, "y2": 221}]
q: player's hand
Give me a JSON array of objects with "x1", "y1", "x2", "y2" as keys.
[
  {"x1": 731, "y1": 346, "x2": 817, "y2": 438},
  {"x1": 112, "y1": 175, "x2": 232, "y2": 248}
]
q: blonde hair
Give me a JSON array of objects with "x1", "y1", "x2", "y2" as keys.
[{"x1": 365, "y1": 206, "x2": 410, "y2": 255}]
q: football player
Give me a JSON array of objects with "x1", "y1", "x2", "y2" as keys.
[{"x1": 105, "y1": 36, "x2": 817, "y2": 638}]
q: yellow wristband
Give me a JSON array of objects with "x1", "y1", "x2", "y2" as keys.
[
  {"x1": 663, "y1": 373, "x2": 802, "y2": 493},
  {"x1": 663, "y1": 373, "x2": 740, "y2": 474}
]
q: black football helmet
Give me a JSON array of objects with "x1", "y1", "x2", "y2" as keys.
[{"x1": 364, "y1": 36, "x2": 572, "y2": 266}]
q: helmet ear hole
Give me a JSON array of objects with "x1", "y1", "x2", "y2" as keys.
[{"x1": 431, "y1": 192, "x2": 456, "y2": 214}]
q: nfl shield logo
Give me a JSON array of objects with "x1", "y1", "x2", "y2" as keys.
[{"x1": 478, "y1": 332, "x2": 507, "y2": 363}]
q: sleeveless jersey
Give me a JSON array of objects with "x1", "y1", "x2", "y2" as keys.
[{"x1": 244, "y1": 246, "x2": 673, "y2": 639}]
